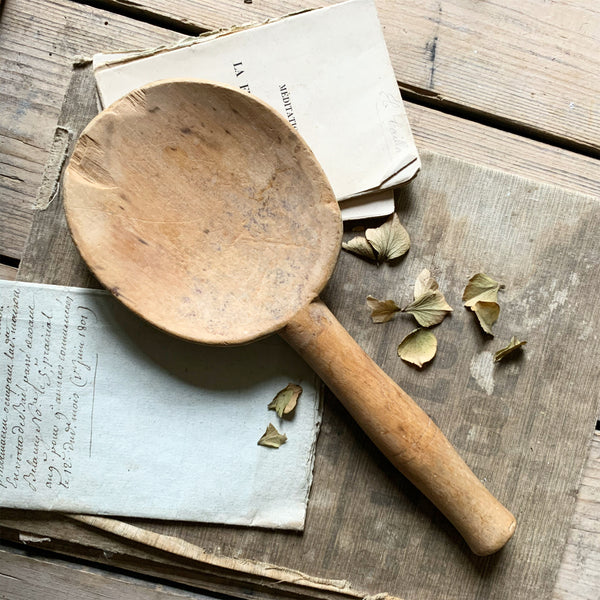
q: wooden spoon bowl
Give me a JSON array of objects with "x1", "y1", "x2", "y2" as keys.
[{"x1": 64, "y1": 80, "x2": 341, "y2": 344}]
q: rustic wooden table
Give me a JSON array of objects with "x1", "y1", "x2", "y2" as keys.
[{"x1": 1, "y1": 1, "x2": 599, "y2": 598}]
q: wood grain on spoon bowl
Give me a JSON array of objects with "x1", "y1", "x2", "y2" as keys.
[
  {"x1": 64, "y1": 79, "x2": 341, "y2": 345},
  {"x1": 63, "y1": 79, "x2": 516, "y2": 556}
]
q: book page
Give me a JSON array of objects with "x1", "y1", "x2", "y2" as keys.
[{"x1": 0, "y1": 281, "x2": 321, "y2": 529}]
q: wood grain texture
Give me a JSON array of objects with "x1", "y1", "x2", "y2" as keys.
[
  {"x1": 0, "y1": 264, "x2": 18, "y2": 280},
  {"x1": 553, "y1": 432, "x2": 600, "y2": 600},
  {"x1": 0, "y1": 0, "x2": 182, "y2": 259},
  {"x1": 6, "y1": 69, "x2": 600, "y2": 597},
  {"x1": 0, "y1": 3, "x2": 598, "y2": 595},
  {"x1": 88, "y1": 0, "x2": 600, "y2": 151},
  {"x1": 0, "y1": 545, "x2": 217, "y2": 600},
  {"x1": 404, "y1": 103, "x2": 600, "y2": 199},
  {"x1": 67, "y1": 515, "x2": 403, "y2": 600},
  {"x1": 2, "y1": 430, "x2": 597, "y2": 600},
  {"x1": 17, "y1": 65, "x2": 108, "y2": 289},
  {"x1": 62, "y1": 79, "x2": 341, "y2": 345}
]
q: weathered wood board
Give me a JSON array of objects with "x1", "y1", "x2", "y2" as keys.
[
  {"x1": 0, "y1": 0, "x2": 181, "y2": 260},
  {"x1": 0, "y1": 265, "x2": 17, "y2": 281},
  {"x1": 0, "y1": 545, "x2": 216, "y2": 600},
  {"x1": 2, "y1": 65, "x2": 599, "y2": 599},
  {"x1": 553, "y1": 431, "x2": 600, "y2": 600},
  {"x1": 91, "y1": 0, "x2": 600, "y2": 152}
]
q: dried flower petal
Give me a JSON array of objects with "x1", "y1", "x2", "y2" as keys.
[
  {"x1": 258, "y1": 423, "x2": 287, "y2": 448},
  {"x1": 342, "y1": 236, "x2": 377, "y2": 261},
  {"x1": 494, "y1": 336, "x2": 527, "y2": 362},
  {"x1": 366, "y1": 295, "x2": 401, "y2": 323},
  {"x1": 365, "y1": 213, "x2": 410, "y2": 262},
  {"x1": 472, "y1": 301, "x2": 500, "y2": 335},
  {"x1": 414, "y1": 268, "x2": 439, "y2": 299},
  {"x1": 397, "y1": 328, "x2": 437, "y2": 368},
  {"x1": 403, "y1": 290, "x2": 453, "y2": 328},
  {"x1": 268, "y1": 383, "x2": 302, "y2": 417},
  {"x1": 462, "y1": 273, "x2": 503, "y2": 307}
]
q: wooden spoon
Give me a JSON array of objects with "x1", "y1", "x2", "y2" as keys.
[{"x1": 63, "y1": 79, "x2": 516, "y2": 555}]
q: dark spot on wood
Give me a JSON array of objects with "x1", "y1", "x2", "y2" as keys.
[
  {"x1": 180, "y1": 127, "x2": 192, "y2": 134},
  {"x1": 137, "y1": 237, "x2": 149, "y2": 246},
  {"x1": 224, "y1": 129, "x2": 231, "y2": 135},
  {"x1": 148, "y1": 106, "x2": 160, "y2": 113},
  {"x1": 203, "y1": 229, "x2": 210, "y2": 234},
  {"x1": 111, "y1": 287, "x2": 120, "y2": 297}
]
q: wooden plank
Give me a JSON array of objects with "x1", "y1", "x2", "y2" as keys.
[
  {"x1": 5, "y1": 70, "x2": 600, "y2": 599},
  {"x1": 86, "y1": 0, "x2": 600, "y2": 152},
  {"x1": 404, "y1": 103, "x2": 600, "y2": 199},
  {"x1": 0, "y1": 0, "x2": 182, "y2": 260},
  {"x1": 0, "y1": 264, "x2": 17, "y2": 280},
  {"x1": 553, "y1": 431, "x2": 600, "y2": 600},
  {"x1": 0, "y1": 545, "x2": 218, "y2": 600}
]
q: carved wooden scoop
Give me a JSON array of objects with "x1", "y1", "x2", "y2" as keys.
[{"x1": 63, "y1": 80, "x2": 515, "y2": 555}]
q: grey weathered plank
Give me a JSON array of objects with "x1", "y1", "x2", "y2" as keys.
[
  {"x1": 553, "y1": 431, "x2": 600, "y2": 600},
  {"x1": 405, "y1": 103, "x2": 600, "y2": 199},
  {"x1": 82, "y1": 0, "x2": 600, "y2": 152},
  {"x1": 0, "y1": 0, "x2": 182, "y2": 260},
  {"x1": 0, "y1": 545, "x2": 217, "y2": 600},
  {"x1": 16, "y1": 64, "x2": 105, "y2": 288},
  {"x1": 4, "y1": 66, "x2": 600, "y2": 599}
]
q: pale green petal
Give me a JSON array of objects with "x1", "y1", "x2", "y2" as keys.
[
  {"x1": 365, "y1": 213, "x2": 410, "y2": 262},
  {"x1": 268, "y1": 383, "x2": 302, "y2": 417},
  {"x1": 397, "y1": 328, "x2": 437, "y2": 368},
  {"x1": 494, "y1": 336, "x2": 527, "y2": 362},
  {"x1": 462, "y1": 273, "x2": 503, "y2": 307},
  {"x1": 472, "y1": 301, "x2": 500, "y2": 335},
  {"x1": 258, "y1": 423, "x2": 287, "y2": 448},
  {"x1": 366, "y1": 295, "x2": 401, "y2": 323}
]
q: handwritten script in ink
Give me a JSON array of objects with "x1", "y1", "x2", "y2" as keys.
[
  {"x1": 1, "y1": 285, "x2": 97, "y2": 494},
  {"x1": 0, "y1": 281, "x2": 321, "y2": 527}
]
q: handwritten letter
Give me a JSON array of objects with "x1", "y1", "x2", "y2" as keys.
[{"x1": 0, "y1": 281, "x2": 321, "y2": 529}]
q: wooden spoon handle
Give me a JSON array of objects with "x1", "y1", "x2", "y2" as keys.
[{"x1": 280, "y1": 299, "x2": 516, "y2": 556}]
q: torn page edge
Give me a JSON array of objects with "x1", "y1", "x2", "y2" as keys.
[
  {"x1": 298, "y1": 374, "x2": 325, "y2": 527},
  {"x1": 18, "y1": 533, "x2": 52, "y2": 544},
  {"x1": 67, "y1": 515, "x2": 403, "y2": 599},
  {"x1": 338, "y1": 157, "x2": 421, "y2": 203},
  {"x1": 92, "y1": 8, "x2": 316, "y2": 73},
  {"x1": 34, "y1": 126, "x2": 72, "y2": 211}
]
